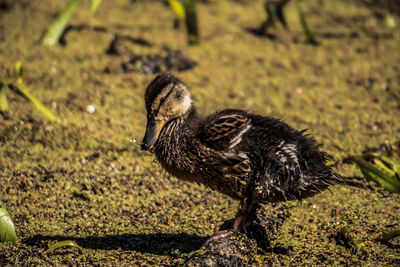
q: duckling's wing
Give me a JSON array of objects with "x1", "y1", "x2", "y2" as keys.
[{"x1": 197, "y1": 109, "x2": 251, "y2": 151}]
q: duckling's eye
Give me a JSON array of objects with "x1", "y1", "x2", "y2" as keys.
[
  {"x1": 160, "y1": 96, "x2": 167, "y2": 104},
  {"x1": 175, "y1": 91, "x2": 182, "y2": 100}
]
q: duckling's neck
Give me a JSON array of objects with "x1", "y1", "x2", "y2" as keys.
[{"x1": 154, "y1": 106, "x2": 198, "y2": 174}]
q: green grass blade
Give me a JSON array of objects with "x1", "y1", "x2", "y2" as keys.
[
  {"x1": 381, "y1": 229, "x2": 400, "y2": 241},
  {"x1": 44, "y1": 240, "x2": 83, "y2": 254},
  {"x1": 362, "y1": 153, "x2": 398, "y2": 175},
  {"x1": 8, "y1": 83, "x2": 58, "y2": 122},
  {"x1": 349, "y1": 156, "x2": 391, "y2": 181},
  {"x1": 90, "y1": 0, "x2": 102, "y2": 13},
  {"x1": 262, "y1": 0, "x2": 277, "y2": 30},
  {"x1": 372, "y1": 158, "x2": 396, "y2": 176},
  {"x1": 15, "y1": 61, "x2": 24, "y2": 79},
  {"x1": 42, "y1": 0, "x2": 83, "y2": 46},
  {"x1": 0, "y1": 82, "x2": 8, "y2": 112},
  {"x1": 361, "y1": 169, "x2": 400, "y2": 193},
  {"x1": 0, "y1": 207, "x2": 17, "y2": 243},
  {"x1": 295, "y1": 0, "x2": 318, "y2": 45},
  {"x1": 348, "y1": 156, "x2": 400, "y2": 193},
  {"x1": 379, "y1": 155, "x2": 400, "y2": 175},
  {"x1": 168, "y1": 0, "x2": 185, "y2": 18},
  {"x1": 182, "y1": 0, "x2": 199, "y2": 45}
]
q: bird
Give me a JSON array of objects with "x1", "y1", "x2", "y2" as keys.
[{"x1": 141, "y1": 73, "x2": 341, "y2": 242}]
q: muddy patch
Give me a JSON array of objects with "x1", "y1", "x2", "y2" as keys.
[{"x1": 105, "y1": 48, "x2": 197, "y2": 74}]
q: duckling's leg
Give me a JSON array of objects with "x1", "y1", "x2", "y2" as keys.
[
  {"x1": 233, "y1": 196, "x2": 257, "y2": 232},
  {"x1": 205, "y1": 196, "x2": 257, "y2": 244}
]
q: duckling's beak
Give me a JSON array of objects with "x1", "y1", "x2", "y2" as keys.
[{"x1": 141, "y1": 118, "x2": 166, "y2": 151}]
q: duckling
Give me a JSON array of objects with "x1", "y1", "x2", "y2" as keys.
[{"x1": 141, "y1": 73, "x2": 341, "y2": 241}]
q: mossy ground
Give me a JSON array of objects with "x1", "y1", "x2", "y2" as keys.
[{"x1": 1, "y1": 0, "x2": 399, "y2": 265}]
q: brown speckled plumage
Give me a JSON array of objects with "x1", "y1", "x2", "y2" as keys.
[{"x1": 141, "y1": 73, "x2": 341, "y2": 239}]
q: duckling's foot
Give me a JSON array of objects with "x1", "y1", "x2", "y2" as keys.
[
  {"x1": 205, "y1": 197, "x2": 258, "y2": 245},
  {"x1": 205, "y1": 229, "x2": 237, "y2": 245}
]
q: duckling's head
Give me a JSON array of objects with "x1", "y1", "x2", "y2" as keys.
[{"x1": 141, "y1": 73, "x2": 192, "y2": 150}]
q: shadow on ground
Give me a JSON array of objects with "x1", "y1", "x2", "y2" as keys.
[{"x1": 24, "y1": 233, "x2": 207, "y2": 255}]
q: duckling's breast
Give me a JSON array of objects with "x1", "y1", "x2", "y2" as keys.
[
  {"x1": 153, "y1": 117, "x2": 253, "y2": 200},
  {"x1": 157, "y1": 141, "x2": 249, "y2": 200}
]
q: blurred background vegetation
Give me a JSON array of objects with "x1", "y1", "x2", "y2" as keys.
[{"x1": 0, "y1": 0, "x2": 399, "y2": 265}]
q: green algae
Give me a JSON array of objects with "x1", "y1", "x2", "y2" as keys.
[{"x1": 0, "y1": 0, "x2": 400, "y2": 265}]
